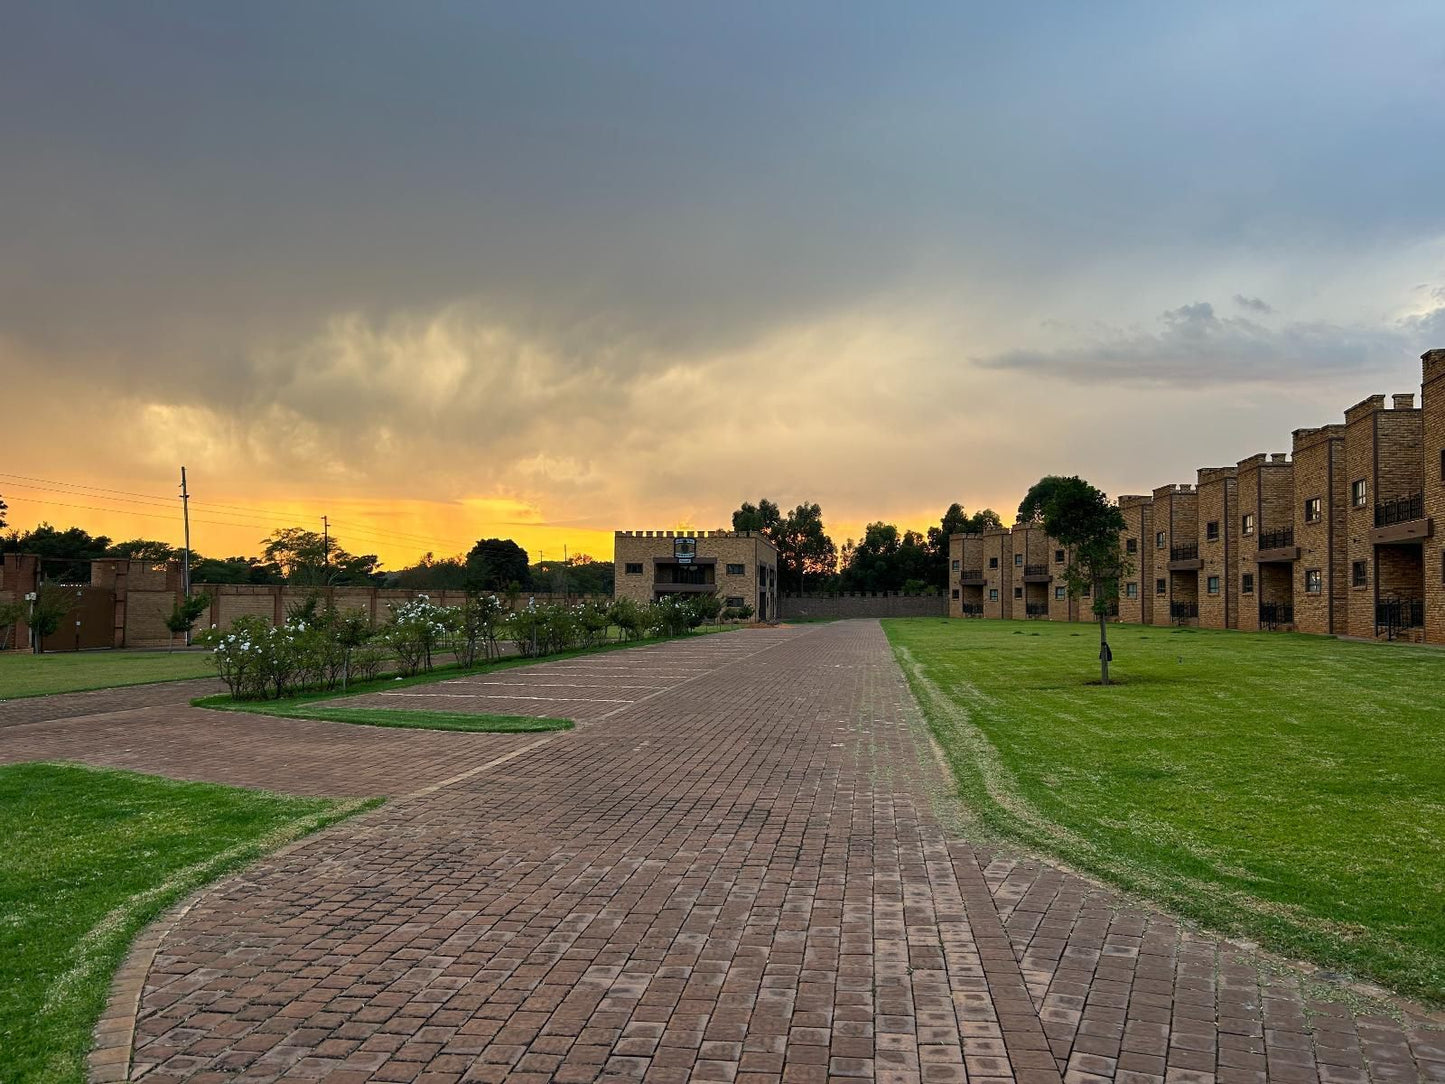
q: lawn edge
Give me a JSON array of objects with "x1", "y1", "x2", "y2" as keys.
[{"x1": 82, "y1": 785, "x2": 382, "y2": 1084}]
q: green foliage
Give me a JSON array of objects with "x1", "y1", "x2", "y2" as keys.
[
  {"x1": 107, "y1": 539, "x2": 176, "y2": 561},
  {"x1": 607, "y1": 597, "x2": 651, "y2": 641},
  {"x1": 27, "y1": 584, "x2": 76, "y2": 651},
  {"x1": 0, "y1": 763, "x2": 349, "y2": 1084},
  {"x1": 0, "y1": 491, "x2": 6, "y2": 531},
  {"x1": 466, "y1": 538, "x2": 530, "y2": 593},
  {"x1": 839, "y1": 522, "x2": 934, "y2": 593},
  {"x1": 388, "y1": 552, "x2": 469, "y2": 589},
  {"x1": 887, "y1": 617, "x2": 1445, "y2": 1004},
  {"x1": 731, "y1": 499, "x2": 836, "y2": 592},
  {"x1": 0, "y1": 524, "x2": 111, "y2": 582},
  {"x1": 163, "y1": 592, "x2": 211, "y2": 648},
  {"x1": 0, "y1": 650, "x2": 215, "y2": 698},
  {"x1": 191, "y1": 555, "x2": 285, "y2": 585},
  {"x1": 732, "y1": 498, "x2": 782, "y2": 534},
  {"x1": 925, "y1": 503, "x2": 1002, "y2": 588},
  {"x1": 261, "y1": 527, "x2": 381, "y2": 586},
  {"x1": 0, "y1": 600, "x2": 25, "y2": 651}
]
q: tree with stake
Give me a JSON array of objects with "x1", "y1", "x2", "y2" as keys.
[
  {"x1": 163, "y1": 593, "x2": 211, "y2": 652},
  {"x1": 27, "y1": 584, "x2": 76, "y2": 655},
  {"x1": 1017, "y1": 476, "x2": 1130, "y2": 685}
]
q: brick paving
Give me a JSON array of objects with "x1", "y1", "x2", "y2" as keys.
[
  {"x1": 0, "y1": 677, "x2": 224, "y2": 728},
  {"x1": 3, "y1": 621, "x2": 1439, "y2": 1082}
]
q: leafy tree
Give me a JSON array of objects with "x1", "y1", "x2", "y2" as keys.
[
  {"x1": 465, "y1": 538, "x2": 530, "y2": 593},
  {"x1": 261, "y1": 527, "x2": 381, "y2": 586},
  {"x1": 0, "y1": 492, "x2": 7, "y2": 530},
  {"x1": 776, "y1": 503, "x2": 837, "y2": 593},
  {"x1": 108, "y1": 539, "x2": 176, "y2": 561},
  {"x1": 163, "y1": 592, "x2": 211, "y2": 651},
  {"x1": 732, "y1": 499, "x2": 782, "y2": 535},
  {"x1": 0, "y1": 599, "x2": 24, "y2": 651},
  {"x1": 191, "y1": 555, "x2": 285, "y2": 585},
  {"x1": 1018, "y1": 475, "x2": 1130, "y2": 685},
  {"x1": 26, "y1": 584, "x2": 76, "y2": 654},
  {"x1": 390, "y1": 552, "x2": 469, "y2": 589},
  {"x1": 925, "y1": 504, "x2": 1004, "y2": 587},
  {"x1": 841, "y1": 522, "x2": 932, "y2": 592}
]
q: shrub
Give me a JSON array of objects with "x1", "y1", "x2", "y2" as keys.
[
  {"x1": 608, "y1": 598, "x2": 651, "y2": 642},
  {"x1": 384, "y1": 595, "x2": 453, "y2": 676}
]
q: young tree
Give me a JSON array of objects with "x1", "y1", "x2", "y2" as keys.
[
  {"x1": 1018, "y1": 476, "x2": 1130, "y2": 685},
  {"x1": 27, "y1": 584, "x2": 76, "y2": 654},
  {"x1": 163, "y1": 593, "x2": 211, "y2": 651}
]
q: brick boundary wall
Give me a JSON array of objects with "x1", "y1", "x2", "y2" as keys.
[{"x1": 779, "y1": 593, "x2": 947, "y2": 620}]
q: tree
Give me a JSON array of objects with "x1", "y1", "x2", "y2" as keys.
[
  {"x1": 108, "y1": 539, "x2": 176, "y2": 561},
  {"x1": 0, "y1": 599, "x2": 24, "y2": 651},
  {"x1": 732, "y1": 499, "x2": 782, "y2": 535},
  {"x1": 191, "y1": 555, "x2": 285, "y2": 584},
  {"x1": 390, "y1": 553, "x2": 469, "y2": 590},
  {"x1": 926, "y1": 504, "x2": 1004, "y2": 587},
  {"x1": 0, "y1": 492, "x2": 7, "y2": 531},
  {"x1": 261, "y1": 528, "x2": 381, "y2": 586},
  {"x1": 841, "y1": 522, "x2": 932, "y2": 593},
  {"x1": 466, "y1": 538, "x2": 530, "y2": 593},
  {"x1": 26, "y1": 584, "x2": 76, "y2": 654},
  {"x1": 163, "y1": 593, "x2": 211, "y2": 651},
  {"x1": 775, "y1": 503, "x2": 837, "y2": 593},
  {"x1": 1018, "y1": 476, "x2": 1130, "y2": 685}
]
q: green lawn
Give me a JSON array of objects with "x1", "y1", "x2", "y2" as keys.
[
  {"x1": 0, "y1": 763, "x2": 367, "y2": 1084},
  {"x1": 884, "y1": 617, "x2": 1445, "y2": 1004},
  {"x1": 0, "y1": 650, "x2": 216, "y2": 699},
  {"x1": 195, "y1": 696, "x2": 573, "y2": 733}
]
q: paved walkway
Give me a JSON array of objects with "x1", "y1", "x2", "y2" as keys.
[{"x1": 3, "y1": 622, "x2": 1439, "y2": 1083}]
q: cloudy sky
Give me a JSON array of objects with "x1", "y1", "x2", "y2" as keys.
[{"x1": 3, "y1": 2, "x2": 1443, "y2": 566}]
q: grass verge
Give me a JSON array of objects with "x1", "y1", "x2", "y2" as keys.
[
  {"x1": 0, "y1": 649, "x2": 215, "y2": 700},
  {"x1": 884, "y1": 616, "x2": 1445, "y2": 1005},
  {"x1": 195, "y1": 697, "x2": 573, "y2": 733},
  {"x1": 0, "y1": 762, "x2": 372, "y2": 1083}
]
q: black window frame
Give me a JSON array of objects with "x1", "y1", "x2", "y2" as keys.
[
  {"x1": 1304, "y1": 497, "x2": 1322, "y2": 523},
  {"x1": 1241, "y1": 572, "x2": 1254, "y2": 595},
  {"x1": 1304, "y1": 568, "x2": 1323, "y2": 594},
  {"x1": 1352, "y1": 560, "x2": 1367, "y2": 588},
  {"x1": 624, "y1": 562, "x2": 644, "y2": 575},
  {"x1": 725, "y1": 562, "x2": 745, "y2": 576}
]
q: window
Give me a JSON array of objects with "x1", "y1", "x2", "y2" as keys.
[
  {"x1": 1207, "y1": 575, "x2": 1220, "y2": 595},
  {"x1": 1054, "y1": 586, "x2": 1066, "y2": 600},
  {"x1": 1054, "y1": 549, "x2": 1065, "y2": 563},
  {"x1": 951, "y1": 559, "x2": 960, "y2": 571},
  {"x1": 951, "y1": 588, "x2": 960, "y2": 600},
  {"x1": 1126, "y1": 537, "x2": 1137, "y2": 554},
  {"x1": 1155, "y1": 578, "x2": 1167, "y2": 595},
  {"x1": 1242, "y1": 573, "x2": 1254, "y2": 595},
  {"x1": 988, "y1": 588, "x2": 998, "y2": 601},
  {"x1": 1156, "y1": 531, "x2": 1166, "y2": 548},
  {"x1": 1351, "y1": 479, "x2": 1367, "y2": 507},
  {"x1": 726, "y1": 563, "x2": 745, "y2": 576},
  {"x1": 1242, "y1": 513, "x2": 1254, "y2": 536},
  {"x1": 1352, "y1": 560, "x2": 1367, "y2": 588},
  {"x1": 1204, "y1": 521, "x2": 1217, "y2": 541},
  {"x1": 1082, "y1": 584, "x2": 1091, "y2": 597},
  {"x1": 988, "y1": 556, "x2": 999, "y2": 569},
  {"x1": 1125, "y1": 582, "x2": 1138, "y2": 599},
  {"x1": 1304, "y1": 497, "x2": 1322, "y2": 523},
  {"x1": 1014, "y1": 586, "x2": 1023, "y2": 599},
  {"x1": 1014, "y1": 553, "x2": 1023, "y2": 566},
  {"x1": 725, "y1": 596, "x2": 745, "y2": 608},
  {"x1": 624, "y1": 562, "x2": 643, "y2": 575},
  {"x1": 1305, "y1": 569, "x2": 1322, "y2": 594}
]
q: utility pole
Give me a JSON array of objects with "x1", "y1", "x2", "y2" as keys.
[
  {"x1": 179, "y1": 466, "x2": 192, "y2": 645},
  {"x1": 322, "y1": 515, "x2": 329, "y2": 584},
  {"x1": 562, "y1": 543, "x2": 568, "y2": 603}
]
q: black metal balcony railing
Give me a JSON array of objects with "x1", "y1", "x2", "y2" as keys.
[
  {"x1": 1258, "y1": 527, "x2": 1294, "y2": 550},
  {"x1": 1375, "y1": 493, "x2": 1425, "y2": 528},
  {"x1": 1259, "y1": 602, "x2": 1294, "y2": 630},
  {"x1": 1023, "y1": 564, "x2": 1048, "y2": 577},
  {"x1": 959, "y1": 568, "x2": 983, "y2": 580},
  {"x1": 1024, "y1": 602, "x2": 1049, "y2": 618},
  {"x1": 1170, "y1": 543, "x2": 1199, "y2": 562},
  {"x1": 1169, "y1": 601, "x2": 1198, "y2": 623},
  {"x1": 1376, "y1": 597, "x2": 1424, "y2": 638},
  {"x1": 961, "y1": 603, "x2": 984, "y2": 617}
]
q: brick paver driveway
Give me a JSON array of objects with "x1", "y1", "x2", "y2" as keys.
[{"x1": 5, "y1": 622, "x2": 1439, "y2": 1083}]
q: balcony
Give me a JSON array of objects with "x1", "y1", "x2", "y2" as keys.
[
  {"x1": 1376, "y1": 597, "x2": 1424, "y2": 637},
  {"x1": 1258, "y1": 602, "x2": 1294, "y2": 630},
  {"x1": 1167, "y1": 542, "x2": 1202, "y2": 571},
  {"x1": 959, "y1": 568, "x2": 985, "y2": 585},
  {"x1": 1022, "y1": 563, "x2": 1051, "y2": 582},
  {"x1": 1256, "y1": 526, "x2": 1299, "y2": 563},
  {"x1": 1371, "y1": 493, "x2": 1432, "y2": 545},
  {"x1": 1024, "y1": 602, "x2": 1049, "y2": 618},
  {"x1": 1169, "y1": 601, "x2": 1198, "y2": 624}
]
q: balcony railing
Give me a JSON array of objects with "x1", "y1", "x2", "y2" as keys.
[
  {"x1": 1170, "y1": 543, "x2": 1199, "y2": 562},
  {"x1": 961, "y1": 603, "x2": 984, "y2": 617},
  {"x1": 1024, "y1": 602, "x2": 1049, "y2": 618},
  {"x1": 1023, "y1": 564, "x2": 1049, "y2": 577},
  {"x1": 1258, "y1": 527, "x2": 1294, "y2": 550},
  {"x1": 1375, "y1": 493, "x2": 1425, "y2": 528},
  {"x1": 1259, "y1": 602, "x2": 1294, "y2": 630},
  {"x1": 1169, "y1": 601, "x2": 1198, "y2": 623},
  {"x1": 959, "y1": 568, "x2": 983, "y2": 581},
  {"x1": 1376, "y1": 597, "x2": 1424, "y2": 638}
]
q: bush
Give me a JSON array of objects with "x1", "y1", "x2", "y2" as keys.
[
  {"x1": 384, "y1": 595, "x2": 453, "y2": 676},
  {"x1": 608, "y1": 598, "x2": 651, "y2": 642}
]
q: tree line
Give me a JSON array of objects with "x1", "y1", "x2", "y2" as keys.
[{"x1": 730, "y1": 498, "x2": 1002, "y2": 594}]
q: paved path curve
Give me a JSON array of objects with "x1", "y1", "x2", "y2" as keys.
[{"x1": 4, "y1": 622, "x2": 1439, "y2": 1083}]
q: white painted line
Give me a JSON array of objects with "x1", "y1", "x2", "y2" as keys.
[{"x1": 460, "y1": 681, "x2": 674, "y2": 690}]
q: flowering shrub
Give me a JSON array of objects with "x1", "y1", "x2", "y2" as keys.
[{"x1": 383, "y1": 595, "x2": 453, "y2": 677}]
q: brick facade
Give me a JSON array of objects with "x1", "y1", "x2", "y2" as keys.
[
  {"x1": 1153, "y1": 483, "x2": 1199, "y2": 624},
  {"x1": 980, "y1": 527, "x2": 1013, "y2": 619},
  {"x1": 1195, "y1": 467, "x2": 1237, "y2": 630},
  {"x1": 1116, "y1": 495, "x2": 1153, "y2": 625},
  {"x1": 1289, "y1": 426, "x2": 1347, "y2": 636},
  {"x1": 1235, "y1": 453, "x2": 1297, "y2": 631},
  {"x1": 1011, "y1": 523, "x2": 1052, "y2": 619},
  {"x1": 1423, "y1": 350, "x2": 1445, "y2": 643},
  {"x1": 948, "y1": 533, "x2": 987, "y2": 617},
  {"x1": 613, "y1": 530, "x2": 779, "y2": 620}
]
